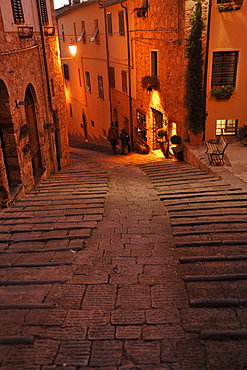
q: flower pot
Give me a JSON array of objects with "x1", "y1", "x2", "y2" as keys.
[
  {"x1": 158, "y1": 141, "x2": 169, "y2": 158},
  {"x1": 188, "y1": 131, "x2": 204, "y2": 146}
]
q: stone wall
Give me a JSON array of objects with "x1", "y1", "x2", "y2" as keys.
[{"x1": 0, "y1": 0, "x2": 69, "y2": 207}]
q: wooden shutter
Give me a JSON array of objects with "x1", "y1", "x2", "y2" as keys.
[
  {"x1": 40, "y1": 0, "x2": 49, "y2": 25},
  {"x1": 11, "y1": 0, "x2": 25, "y2": 24}
]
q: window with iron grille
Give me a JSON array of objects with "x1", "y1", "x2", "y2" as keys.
[
  {"x1": 118, "y1": 10, "x2": 125, "y2": 36},
  {"x1": 121, "y1": 70, "x2": 127, "y2": 93},
  {"x1": 109, "y1": 67, "x2": 115, "y2": 88},
  {"x1": 211, "y1": 51, "x2": 238, "y2": 87},
  {"x1": 40, "y1": 0, "x2": 49, "y2": 25},
  {"x1": 11, "y1": 0, "x2": 25, "y2": 24},
  {"x1": 85, "y1": 71, "x2": 91, "y2": 92},
  {"x1": 216, "y1": 119, "x2": 238, "y2": 136},
  {"x1": 98, "y1": 76, "x2": 104, "y2": 99},
  {"x1": 107, "y1": 12, "x2": 113, "y2": 35},
  {"x1": 63, "y1": 64, "x2": 69, "y2": 81}
]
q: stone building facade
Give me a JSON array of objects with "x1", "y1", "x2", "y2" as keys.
[{"x1": 0, "y1": 0, "x2": 70, "y2": 207}]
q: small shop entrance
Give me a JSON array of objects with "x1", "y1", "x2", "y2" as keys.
[{"x1": 152, "y1": 108, "x2": 163, "y2": 150}]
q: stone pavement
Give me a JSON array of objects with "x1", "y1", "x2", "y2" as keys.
[
  {"x1": 0, "y1": 141, "x2": 246, "y2": 369},
  {"x1": 186, "y1": 140, "x2": 247, "y2": 190}
]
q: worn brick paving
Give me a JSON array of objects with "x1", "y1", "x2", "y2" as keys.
[{"x1": 0, "y1": 145, "x2": 247, "y2": 369}]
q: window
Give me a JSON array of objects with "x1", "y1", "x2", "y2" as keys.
[
  {"x1": 107, "y1": 12, "x2": 113, "y2": 35},
  {"x1": 85, "y1": 71, "x2": 91, "y2": 92},
  {"x1": 121, "y1": 70, "x2": 127, "y2": 93},
  {"x1": 50, "y1": 79, "x2": 55, "y2": 97},
  {"x1": 98, "y1": 75, "x2": 104, "y2": 99},
  {"x1": 90, "y1": 20, "x2": 99, "y2": 44},
  {"x1": 118, "y1": 10, "x2": 125, "y2": 36},
  {"x1": 109, "y1": 67, "x2": 115, "y2": 88},
  {"x1": 62, "y1": 24, "x2": 65, "y2": 42},
  {"x1": 151, "y1": 50, "x2": 158, "y2": 77},
  {"x1": 211, "y1": 51, "x2": 238, "y2": 87},
  {"x1": 11, "y1": 0, "x2": 24, "y2": 24},
  {"x1": 137, "y1": 110, "x2": 147, "y2": 143},
  {"x1": 216, "y1": 119, "x2": 238, "y2": 136},
  {"x1": 69, "y1": 103, "x2": 73, "y2": 118},
  {"x1": 78, "y1": 68, "x2": 82, "y2": 87},
  {"x1": 40, "y1": 0, "x2": 49, "y2": 25},
  {"x1": 77, "y1": 21, "x2": 86, "y2": 43},
  {"x1": 63, "y1": 64, "x2": 69, "y2": 81},
  {"x1": 91, "y1": 120, "x2": 95, "y2": 127}
]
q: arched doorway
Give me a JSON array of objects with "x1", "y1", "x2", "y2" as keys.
[
  {"x1": 24, "y1": 85, "x2": 43, "y2": 178},
  {"x1": 0, "y1": 79, "x2": 21, "y2": 204}
]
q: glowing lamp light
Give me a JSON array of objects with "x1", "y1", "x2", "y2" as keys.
[{"x1": 68, "y1": 40, "x2": 77, "y2": 57}]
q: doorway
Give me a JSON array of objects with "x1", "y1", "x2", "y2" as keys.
[
  {"x1": 24, "y1": 85, "x2": 43, "y2": 179},
  {"x1": 0, "y1": 79, "x2": 21, "y2": 201},
  {"x1": 152, "y1": 108, "x2": 163, "y2": 149}
]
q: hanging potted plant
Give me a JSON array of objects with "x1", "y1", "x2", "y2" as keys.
[
  {"x1": 185, "y1": 0, "x2": 205, "y2": 145},
  {"x1": 211, "y1": 85, "x2": 235, "y2": 100},
  {"x1": 156, "y1": 128, "x2": 169, "y2": 158}
]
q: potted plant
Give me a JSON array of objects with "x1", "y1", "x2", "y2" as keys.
[
  {"x1": 156, "y1": 128, "x2": 169, "y2": 158},
  {"x1": 141, "y1": 75, "x2": 160, "y2": 92},
  {"x1": 238, "y1": 125, "x2": 247, "y2": 146},
  {"x1": 170, "y1": 135, "x2": 183, "y2": 161},
  {"x1": 211, "y1": 85, "x2": 235, "y2": 100},
  {"x1": 185, "y1": 0, "x2": 205, "y2": 145}
]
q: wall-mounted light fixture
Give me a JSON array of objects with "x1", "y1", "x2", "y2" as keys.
[
  {"x1": 15, "y1": 100, "x2": 25, "y2": 108},
  {"x1": 68, "y1": 40, "x2": 77, "y2": 57},
  {"x1": 60, "y1": 40, "x2": 77, "y2": 60}
]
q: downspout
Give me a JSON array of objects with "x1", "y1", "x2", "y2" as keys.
[
  {"x1": 103, "y1": 7, "x2": 113, "y2": 122},
  {"x1": 121, "y1": 2, "x2": 134, "y2": 149},
  {"x1": 98, "y1": 0, "x2": 113, "y2": 123},
  {"x1": 203, "y1": 0, "x2": 212, "y2": 137},
  {"x1": 35, "y1": 0, "x2": 61, "y2": 170}
]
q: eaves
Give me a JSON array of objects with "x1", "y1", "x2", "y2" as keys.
[
  {"x1": 56, "y1": 0, "x2": 99, "y2": 18},
  {"x1": 99, "y1": 0, "x2": 128, "y2": 8}
]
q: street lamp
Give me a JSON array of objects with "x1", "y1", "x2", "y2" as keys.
[
  {"x1": 68, "y1": 40, "x2": 77, "y2": 57},
  {"x1": 60, "y1": 40, "x2": 77, "y2": 60}
]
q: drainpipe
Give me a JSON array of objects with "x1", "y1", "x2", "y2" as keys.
[
  {"x1": 103, "y1": 7, "x2": 113, "y2": 122},
  {"x1": 121, "y1": 2, "x2": 134, "y2": 149},
  {"x1": 35, "y1": 0, "x2": 61, "y2": 170},
  {"x1": 98, "y1": 0, "x2": 113, "y2": 123},
  {"x1": 203, "y1": 0, "x2": 212, "y2": 137}
]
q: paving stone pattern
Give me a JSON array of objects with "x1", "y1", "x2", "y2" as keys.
[{"x1": 0, "y1": 146, "x2": 247, "y2": 369}]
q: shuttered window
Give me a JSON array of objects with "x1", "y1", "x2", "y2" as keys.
[
  {"x1": 63, "y1": 64, "x2": 70, "y2": 81},
  {"x1": 118, "y1": 10, "x2": 125, "y2": 36},
  {"x1": 107, "y1": 12, "x2": 113, "y2": 35},
  {"x1": 40, "y1": 0, "x2": 49, "y2": 25},
  {"x1": 85, "y1": 71, "x2": 91, "y2": 92},
  {"x1": 211, "y1": 51, "x2": 238, "y2": 87},
  {"x1": 11, "y1": 0, "x2": 25, "y2": 24},
  {"x1": 98, "y1": 76, "x2": 104, "y2": 99},
  {"x1": 121, "y1": 70, "x2": 127, "y2": 93},
  {"x1": 109, "y1": 67, "x2": 115, "y2": 88}
]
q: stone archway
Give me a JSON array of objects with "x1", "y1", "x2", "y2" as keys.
[{"x1": 0, "y1": 79, "x2": 21, "y2": 206}]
